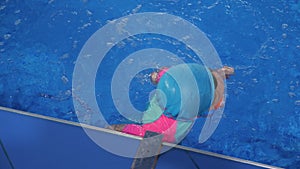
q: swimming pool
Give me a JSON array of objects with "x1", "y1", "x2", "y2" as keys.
[{"x1": 0, "y1": 0, "x2": 299, "y2": 168}]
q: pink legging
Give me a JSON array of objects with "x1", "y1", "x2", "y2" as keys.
[{"x1": 122, "y1": 114, "x2": 177, "y2": 143}]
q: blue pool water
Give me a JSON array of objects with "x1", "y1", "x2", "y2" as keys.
[{"x1": 0, "y1": 0, "x2": 299, "y2": 168}]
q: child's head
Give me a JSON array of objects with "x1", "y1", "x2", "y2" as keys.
[{"x1": 150, "y1": 67, "x2": 169, "y2": 85}]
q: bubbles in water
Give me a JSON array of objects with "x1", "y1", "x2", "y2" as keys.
[
  {"x1": 60, "y1": 53, "x2": 69, "y2": 59},
  {"x1": 3, "y1": 34, "x2": 11, "y2": 40},
  {"x1": 132, "y1": 4, "x2": 142, "y2": 14},
  {"x1": 281, "y1": 23, "x2": 288, "y2": 29},
  {"x1": 86, "y1": 10, "x2": 93, "y2": 16},
  {"x1": 72, "y1": 40, "x2": 78, "y2": 49},
  {"x1": 282, "y1": 33, "x2": 287, "y2": 39},
  {"x1": 288, "y1": 92, "x2": 296, "y2": 98},
  {"x1": 81, "y1": 23, "x2": 91, "y2": 29},
  {"x1": 61, "y1": 75, "x2": 69, "y2": 84},
  {"x1": 14, "y1": 19, "x2": 22, "y2": 26},
  {"x1": 252, "y1": 78, "x2": 258, "y2": 83}
]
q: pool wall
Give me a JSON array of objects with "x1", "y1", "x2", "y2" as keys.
[{"x1": 0, "y1": 107, "x2": 283, "y2": 169}]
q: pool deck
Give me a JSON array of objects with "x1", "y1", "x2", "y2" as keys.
[{"x1": 0, "y1": 106, "x2": 283, "y2": 169}]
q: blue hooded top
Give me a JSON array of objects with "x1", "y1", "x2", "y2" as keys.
[{"x1": 143, "y1": 63, "x2": 215, "y2": 142}]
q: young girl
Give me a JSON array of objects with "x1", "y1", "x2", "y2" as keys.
[{"x1": 110, "y1": 64, "x2": 234, "y2": 143}]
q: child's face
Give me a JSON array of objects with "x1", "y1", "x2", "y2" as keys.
[{"x1": 150, "y1": 72, "x2": 159, "y2": 85}]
